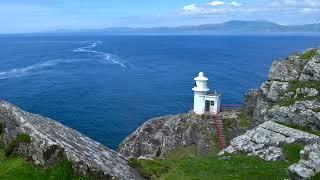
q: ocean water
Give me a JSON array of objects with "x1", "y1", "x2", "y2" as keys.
[{"x1": 0, "y1": 34, "x2": 320, "y2": 149}]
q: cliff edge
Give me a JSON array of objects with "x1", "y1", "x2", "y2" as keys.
[{"x1": 0, "y1": 100, "x2": 141, "y2": 180}]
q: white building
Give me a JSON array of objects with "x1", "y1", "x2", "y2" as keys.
[{"x1": 192, "y1": 72, "x2": 221, "y2": 115}]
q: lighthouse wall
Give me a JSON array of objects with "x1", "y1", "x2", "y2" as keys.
[{"x1": 193, "y1": 91, "x2": 206, "y2": 114}]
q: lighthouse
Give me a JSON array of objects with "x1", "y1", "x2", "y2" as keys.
[{"x1": 192, "y1": 72, "x2": 221, "y2": 115}]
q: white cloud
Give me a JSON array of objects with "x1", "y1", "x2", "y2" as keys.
[
  {"x1": 183, "y1": 4, "x2": 196, "y2": 11},
  {"x1": 208, "y1": 1, "x2": 225, "y2": 6},
  {"x1": 230, "y1": 1, "x2": 241, "y2": 7}
]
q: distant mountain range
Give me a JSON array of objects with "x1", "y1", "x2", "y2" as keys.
[{"x1": 50, "y1": 20, "x2": 320, "y2": 34}]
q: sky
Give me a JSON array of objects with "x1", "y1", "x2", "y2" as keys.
[{"x1": 0, "y1": 0, "x2": 320, "y2": 33}]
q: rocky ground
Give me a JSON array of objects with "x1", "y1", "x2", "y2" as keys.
[{"x1": 0, "y1": 100, "x2": 141, "y2": 180}]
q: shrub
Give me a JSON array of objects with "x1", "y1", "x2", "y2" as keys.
[
  {"x1": 300, "y1": 49, "x2": 316, "y2": 60},
  {"x1": 4, "y1": 133, "x2": 31, "y2": 157}
]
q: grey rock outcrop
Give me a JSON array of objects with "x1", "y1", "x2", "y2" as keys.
[
  {"x1": 289, "y1": 142, "x2": 320, "y2": 179},
  {"x1": 118, "y1": 114, "x2": 217, "y2": 159},
  {"x1": 0, "y1": 100, "x2": 141, "y2": 180},
  {"x1": 219, "y1": 121, "x2": 320, "y2": 161},
  {"x1": 252, "y1": 48, "x2": 320, "y2": 130}
]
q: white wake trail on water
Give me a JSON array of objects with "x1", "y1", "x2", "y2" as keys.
[
  {"x1": 0, "y1": 59, "x2": 95, "y2": 80},
  {"x1": 73, "y1": 41, "x2": 127, "y2": 68},
  {"x1": 0, "y1": 60, "x2": 64, "y2": 80}
]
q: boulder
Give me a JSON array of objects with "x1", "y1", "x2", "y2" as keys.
[{"x1": 0, "y1": 100, "x2": 141, "y2": 180}]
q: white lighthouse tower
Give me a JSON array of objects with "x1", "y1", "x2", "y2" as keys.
[{"x1": 192, "y1": 72, "x2": 221, "y2": 115}]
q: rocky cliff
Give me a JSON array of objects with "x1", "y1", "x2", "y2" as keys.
[
  {"x1": 118, "y1": 110, "x2": 247, "y2": 159},
  {"x1": 0, "y1": 100, "x2": 141, "y2": 180},
  {"x1": 252, "y1": 48, "x2": 320, "y2": 130},
  {"x1": 118, "y1": 114, "x2": 216, "y2": 159}
]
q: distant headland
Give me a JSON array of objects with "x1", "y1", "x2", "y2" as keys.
[{"x1": 45, "y1": 20, "x2": 320, "y2": 35}]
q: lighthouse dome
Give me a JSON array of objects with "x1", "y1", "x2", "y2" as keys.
[{"x1": 194, "y1": 72, "x2": 208, "y2": 81}]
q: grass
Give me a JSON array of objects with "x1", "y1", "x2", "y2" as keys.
[
  {"x1": 0, "y1": 133, "x2": 87, "y2": 179},
  {"x1": 300, "y1": 49, "x2": 317, "y2": 60},
  {"x1": 237, "y1": 111, "x2": 251, "y2": 128},
  {"x1": 4, "y1": 133, "x2": 32, "y2": 157},
  {"x1": 277, "y1": 122, "x2": 320, "y2": 137},
  {"x1": 276, "y1": 80, "x2": 320, "y2": 107},
  {"x1": 283, "y1": 143, "x2": 304, "y2": 163},
  {"x1": 129, "y1": 146, "x2": 290, "y2": 180},
  {"x1": 313, "y1": 173, "x2": 320, "y2": 180},
  {"x1": 0, "y1": 150, "x2": 86, "y2": 180}
]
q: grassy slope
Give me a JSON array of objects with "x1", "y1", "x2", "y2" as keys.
[
  {"x1": 129, "y1": 146, "x2": 292, "y2": 180},
  {"x1": 0, "y1": 150, "x2": 85, "y2": 180}
]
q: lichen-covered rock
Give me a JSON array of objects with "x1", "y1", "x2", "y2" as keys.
[
  {"x1": 264, "y1": 101, "x2": 320, "y2": 130},
  {"x1": 288, "y1": 142, "x2": 320, "y2": 179},
  {"x1": 118, "y1": 114, "x2": 217, "y2": 159},
  {"x1": 219, "y1": 121, "x2": 320, "y2": 161},
  {"x1": 0, "y1": 100, "x2": 141, "y2": 180},
  {"x1": 268, "y1": 59, "x2": 301, "y2": 81}
]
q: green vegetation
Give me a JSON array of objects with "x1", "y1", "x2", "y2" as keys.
[
  {"x1": 237, "y1": 111, "x2": 251, "y2": 128},
  {"x1": 276, "y1": 80, "x2": 320, "y2": 107},
  {"x1": 129, "y1": 146, "x2": 290, "y2": 180},
  {"x1": 276, "y1": 97, "x2": 296, "y2": 107},
  {"x1": 4, "y1": 133, "x2": 32, "y2": 157},
  {"x1": 313, "y1": 173, "x2": 320, "y2": 180},
  {"x1": 300, "y1": 49, "x2": 317, "y2": 60},
  {"x1": 0, "y1": 152, "x2": 85, "y2": 180},
  {"x1": 283, "y1": 143, "x2": 304, "y2": 163},
  {"x1": 0, "y1": 122, "x2": 4, "y2": 135},
  {"x1": 0, "y1": 133, "x2": 87, "y2": 179},
  {"x1": 277, "y1": 122, "x2": 320, "y2": 137}
]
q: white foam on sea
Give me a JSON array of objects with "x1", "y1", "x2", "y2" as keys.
[
  {"x1": 0, "y1": 59, "x2": 100, "y2": 80},
  {"x1": 73, "y1": 41, "x2": 127, "y2": 68},
  {"x1": 0, "y1": 60, "x2": 63, "y2": 80}
]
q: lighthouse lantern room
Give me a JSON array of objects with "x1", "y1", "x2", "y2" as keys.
[{"x1": 192, "y1": 72, "x2": 221, "y2": 115}]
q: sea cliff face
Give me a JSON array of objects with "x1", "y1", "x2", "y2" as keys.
[
  {"x1": 0, "y1": 100, "x2": 141, "y2": 180},
  {"x1": 252, "y1": 48, "x2": 320, "y2": 130}
]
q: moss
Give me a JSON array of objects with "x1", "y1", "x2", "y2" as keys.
[
  {"x1": 4, "y1": 133, "x2": 31, "y2": 157},
  {"x1": 283, "y1": 143, "x2": 304, "y2": 163},
  {"x1": 300, "y1": 49, "x2": 317, "y2": 60}
]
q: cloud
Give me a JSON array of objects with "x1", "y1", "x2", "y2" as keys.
[
  {"x1": 230, "y1": 1, "x2": 241, "y2": 7},
  {"x1": 208, "y1": 1, "x2": 225, "y2": 6},
  {"x1": 183, "y1": 4, "x2": 198, "y2": 11}
]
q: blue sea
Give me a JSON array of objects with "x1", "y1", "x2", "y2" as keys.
[{"x1": 0, "y1": 34, "x2": 319, "y2": 149}]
